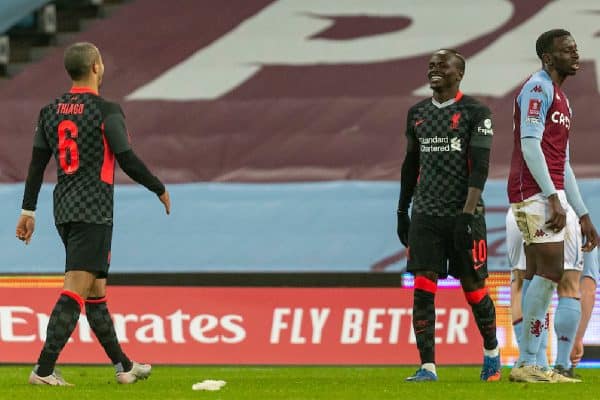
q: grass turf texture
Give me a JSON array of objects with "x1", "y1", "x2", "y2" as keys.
[{"x1": 4, "y1": 365, "x2": 599, "y2": 399}]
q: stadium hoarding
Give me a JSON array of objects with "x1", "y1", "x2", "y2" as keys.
[{"x1": 0, "y1": 284, "x2": 488, "y2": 365}]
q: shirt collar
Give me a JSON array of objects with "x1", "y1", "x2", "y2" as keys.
[
  {"x1": 431, "y1": 91, "x2": 463, "y2": 109},
  {"x1": 69, "y1": 86, "x2": 98, "y2": 95}
]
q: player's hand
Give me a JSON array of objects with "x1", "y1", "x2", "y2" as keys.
[
  {"x1": 15, "y1": 215, "x2": 35, "y2": 245},
  {"x1": 159, "y1": 190, "x2": 171, "y2": 215},
  {"x1": 579, "y1": 214, "x2": 598, "y2": 252},
  {"x1": 454, "y1": 213, "x2": 474, "y2": 250},
  {"x1": 396, "y1": 211, "x2": 410, "y2": 247},
  {"x1": 570, "y1": 339, "x2": 584, "y2": 367},
  {"x1": 546, "y1": 194, "x2": 566, "y2": 233}
]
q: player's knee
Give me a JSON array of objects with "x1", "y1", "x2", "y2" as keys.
[
  {"x1": 415, "y1": 271, "x2": 438, "y2": 282},
  {"x1": 460, "y1": 276, "x2": 485, "y2": 293},
  {"x1": 558, "y1": 271, "x2": 580, "y2": 296}
]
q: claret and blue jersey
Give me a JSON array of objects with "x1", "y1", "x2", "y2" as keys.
[{"x1": 508, "y1": 70, "x2": 572, "y2": 203}]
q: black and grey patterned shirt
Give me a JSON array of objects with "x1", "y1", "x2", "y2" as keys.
[
  {"x1": 406, "y1": 92, "x2": 493, "y2": 216},
  {"x1": 33, "y1": 88, "x2": 131, "y2": 225}
]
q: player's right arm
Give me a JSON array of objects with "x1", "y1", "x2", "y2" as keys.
[
  {"x1": 102, "y1": 104, "x2": 170, "y2": 215},
  {"x1": 17, "y1": 110, "x2": 52, "y2": 244},
  {"x1": 397, "y1": 107, "x2": 420, "y2": 246},
  {"x1": 517, "y1": 78, "x2": 565, "y2": 231}
]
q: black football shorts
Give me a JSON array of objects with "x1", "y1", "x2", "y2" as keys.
[
  {"x1": 56, "y1": 222, "x2": 113, "y2": 278},
  {"x1": 406, "y1": 212, "x2": 488, "y2": 280}
]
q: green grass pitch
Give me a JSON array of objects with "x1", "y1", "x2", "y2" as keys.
[{"x1": 4, "y1": 365, "x2": 599, "y2": 399}]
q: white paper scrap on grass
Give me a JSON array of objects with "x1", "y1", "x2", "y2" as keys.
[{"x1": 192, "y1": 380, "x2": 227, "y2": 391}]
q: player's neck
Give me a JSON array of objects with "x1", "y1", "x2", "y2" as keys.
[
  {"x1": 543, "y1": 67, "x2": 567, "y2": 87},
  {"x1": 432, "y1": 88, "x2": 459, "y2": 103}
]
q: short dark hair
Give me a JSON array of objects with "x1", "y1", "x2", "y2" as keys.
[
  {"x1": 439, "y1": 48, "x2": 466, "y2": 73},
  {"x1": 64, "y1": 42, "x2": 99, "y2": 80},
  {"x1": 535, "y1": 29, "x2": 571, "y2": 60}
]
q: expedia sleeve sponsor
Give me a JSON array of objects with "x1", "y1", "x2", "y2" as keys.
[{"x1": 471, "y1": 106, "x2": 494, "y2": 149}]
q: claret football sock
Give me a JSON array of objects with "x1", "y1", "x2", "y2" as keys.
[
  {"x1": 37, "y1": 291, "x2": 83, "y2": 377},
  {"x1": 86, "y1": 297, "x2": 133, "y2": 372}
]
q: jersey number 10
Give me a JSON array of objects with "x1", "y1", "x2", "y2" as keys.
[{"x1": 57, "y1": 120, "x2": 79, "y2": 174}]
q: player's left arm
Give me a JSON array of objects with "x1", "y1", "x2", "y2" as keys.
[
  {"x1": 102, "y1": 104, "x2": 170, "y2": 214},
  {"x1": 454, "y1": 105, "x2": 493, "y2": 250},
  {"x1": 564, "y1": 142, "x2": 598, "y2": 251},
  {"x1": 463, "y1": 105, "x2": 493, "y2": 214}
]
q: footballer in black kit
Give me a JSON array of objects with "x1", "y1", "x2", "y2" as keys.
[
  {"x1": 404, "y1": 93, "x2": 491, "y2": 279},
  {"x1": 27, "y1": 89, "x2": 165, "y2": 277},
  {"x1": 397, "y1": 49, "x2": 500, "y2": 382},
  {"x1": 16, "y1": 42, "x2": 170, "y2": 386}
]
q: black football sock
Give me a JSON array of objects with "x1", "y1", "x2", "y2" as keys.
[
  {"x1": 86, "y1": 297, "x2": 133, "y2": 372},
  {"x1": 465, "y1": 289, "x2": 498, "y2": 350},
  {"x1": 36, "y1": 291, "x2": 83, "y2": 377},
  {"x1": 413, "y1": 276, "x2": 437, "y2": 365}
]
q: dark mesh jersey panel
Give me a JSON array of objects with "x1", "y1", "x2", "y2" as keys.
[
  {"x1": 38, "y1": 93, "x2": 119, "y2": 225},
  {"x1": 406, "y1": 95, "x2": 491, "y2": 217}
]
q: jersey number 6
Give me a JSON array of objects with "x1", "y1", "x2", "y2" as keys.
[{"x1": 58, "y1": 120, "x2": 79, "y2": 174}]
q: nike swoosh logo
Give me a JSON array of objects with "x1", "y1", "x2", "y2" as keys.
[
  {"x1": 474, "y1": 263, "x2": 484, "y2": 270},
  {"x1": 415, "y1": 119, "x2": 425, "y2": 126}
]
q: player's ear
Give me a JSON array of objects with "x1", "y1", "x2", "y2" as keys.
[{"x1": 542, "y1": 52, "x2": 553, "y2": 67}]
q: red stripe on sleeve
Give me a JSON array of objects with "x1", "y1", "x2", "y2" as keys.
[
  {"x1": 414, "y1": 276, "x2": 437, "y2": 294},
  {"x1": 464, "y1": 287, "x2": 488, "y2": 304},
  {"x1": 100, "y1": 123, "x2": 115, "y2": 184},
  {"x1": 60, "y1": 289, "x2": 85, "y2": 310}
]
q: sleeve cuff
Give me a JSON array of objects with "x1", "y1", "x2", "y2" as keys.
[{"x1": 21, "y1": 209, "x2": 35, "y2": 218}]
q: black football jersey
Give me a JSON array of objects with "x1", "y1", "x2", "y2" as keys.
[
  {"x1": 405, "y1": 93, "x2": 493, "y2": 216},
  {"x1": 33, "y1": 87, "x2": 131, "y2": 225}
]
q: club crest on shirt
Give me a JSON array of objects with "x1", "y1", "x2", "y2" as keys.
[{"x1": 450, "y1": 112, "x2": 461, "y2": 130}]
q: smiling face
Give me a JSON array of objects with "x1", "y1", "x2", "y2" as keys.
[
  {"x1": 546, "y1": 35, "x2": 579, "y2": 77},
  {"x1": 427, "y1": 50, "x2": 464, "y2": 93}
]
